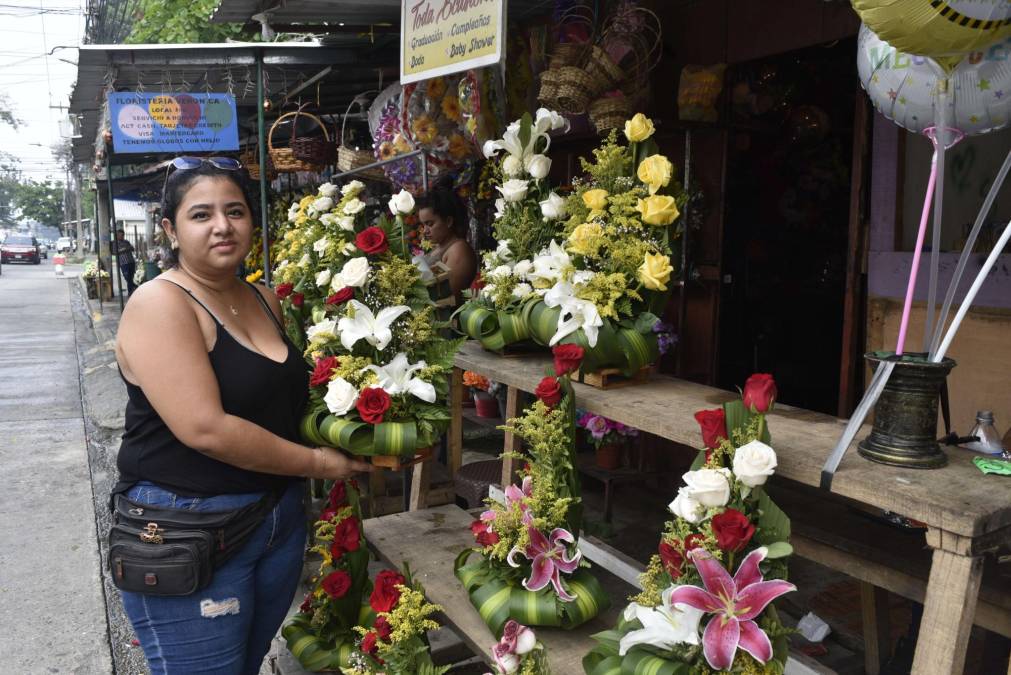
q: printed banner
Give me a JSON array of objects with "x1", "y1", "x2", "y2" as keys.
[
  {"x1": 400, "y1": 0, "x2": 504, "y2": 84},
  {"x1": 109, "y1": 92, "x2": 239, "y2": 154}
]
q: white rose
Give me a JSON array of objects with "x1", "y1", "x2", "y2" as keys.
[
  {"x1": 388, "y1": 189, "x2": 415, "y2": 215},
  {"x1": 318, "y1": 182, "x2": 338, "y2": 198},
  {"x1": 496, "y1": 239, "x2": 513, "y2": 261},
  {"x1": 539, "y1": 192, "x2": 567, "y2": 220},
  {"x1": 668, "y1": 488, "x2": 703, "y2": 524},
  {"x1": 525, "y1": 154, "x2": 551, "y2": 179},
  {"x1": 313, "y1": 237, "x2": 329, "y2": 254},
  {"x1": 733, "y1": 440, "x2": 778, "y2": 487},
  {"x1": 306, "y1": 318, "x2": 337, "y2": 343},
  {"x1": 512, "y1": 259, "x2": 533, "y2": 279},
  {"x1": 338, "y1": 215, "x2": 356, "y2": 231},
  {"x1": 315, "y1": 269, "x2": 332, "y2": 287},
  {"x1": 310, "y1": 196, "x2": 333, "y2": 214},
  {"x1": 494, "y1": 198, "x2": 506, "y2": 220},
  {"x1": 497, "y1": 179, "x2": 529, "y2": 203},
  {"x1": 323, "y1": 377, "x2": 358, "y2": 416},
  {"x1": 287, "y1": 203, "x2": 300, "y2": 222},
  {"x1": 339, "y1": 256, "x2": 370, "y2": 288},
  {"x1": 276, "y1": 259, "x2": 289, "y2": 270},
  {"x1": 341, "y1": 180, "x2": 364, "y2": 196},
  {"x1": 483, "y1": 283, "x2": 497, "y2": 296},
  {"x1": 342, "y1": 242, "x2": 357, "y2": 255},
  {"x1": 512, "y1": 283, "x2": 533, "y2": 298},
  {"x1": 343, "y1": 198, "x2": 365, "y2": 215},
  {"x1": 502, "y1": 154, "x2": 523, "y2": 177},
  {"x1": 682, "y1": 468, "x2": 731, "y2": 508},
  {"x1": 491, "y1": 265, "x2": 513, "y2": 280},
  {"x1": 319, "y1": 213, "x2": 338, "y2": 227}
]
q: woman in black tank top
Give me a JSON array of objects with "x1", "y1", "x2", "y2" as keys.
[{"x1": 112, "y1": 161, "x2": 371, "y2": 675}]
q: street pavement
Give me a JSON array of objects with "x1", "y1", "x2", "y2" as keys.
[{"x1": 0, "y1": 258, "x2": 115, "y2": 673}]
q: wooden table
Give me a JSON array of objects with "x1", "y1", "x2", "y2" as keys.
[{"x1": 443, "y1": 341, "x2": 1011, "y2": 675}]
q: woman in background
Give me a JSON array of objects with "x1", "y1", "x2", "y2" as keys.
[{"x1": 417, "y1": 182, "x2": 477, "y2": 298}]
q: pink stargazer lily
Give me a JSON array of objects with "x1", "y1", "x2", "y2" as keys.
[
  {"x1": 507, "y1": 525, "x2": 582, "y2": 601},
  {"x1": 668, "y1": 546, "x2": 795, "y2": 671},
  {"x1": 481, "y1": 476, "x2": 534, "y2": 527}
]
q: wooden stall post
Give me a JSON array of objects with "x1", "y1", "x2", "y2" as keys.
[
  {"x1": 860, "y1": 582, "x2": 891, "y2": 675},
  {"x1": 500, "y1": 385, "x2": 521, "y2": 487},
  {"x1": 449, "y1": 366, "x2": 464, "y2": 477}
]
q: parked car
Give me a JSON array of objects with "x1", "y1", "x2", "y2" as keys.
[
  {"x1": 37, "y1": 242, "x2": 47, "y2": 259},
  {"x1": 1, "y1": 235, "x2": 41, "y2": 264},
  {"x1": 55, "y1": 236, "x2": 73, "y2": 252}
]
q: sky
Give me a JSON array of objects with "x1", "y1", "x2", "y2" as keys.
[{"x1": 0, "y1": 0, "x2": 85, "y2": 182}]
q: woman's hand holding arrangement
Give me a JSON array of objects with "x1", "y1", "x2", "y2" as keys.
[{"x1": 311, "y1": 446, "x2": 374, "y2": 480}]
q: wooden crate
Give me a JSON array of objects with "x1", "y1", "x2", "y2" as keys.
[
  {"x1": 574, "y1": 364, "x2": 655, "y2": 389},
  {"x1": 370, "y1": 445, "x2": 433, "y2": 470}
]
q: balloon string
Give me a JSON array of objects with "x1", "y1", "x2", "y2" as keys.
[{"x1": 896, "y1": 150, "x2": 937, "y2": 356}]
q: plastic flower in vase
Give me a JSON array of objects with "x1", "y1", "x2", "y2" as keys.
[
  {"x1": 343, "y1": 566, "x2": 449, "y2": 675},
  {"x1": 520, "y1": 113, "x2": 686, "y2": 378},
  {"x1": 484, "y1": 621, "x2": 551, "y2": 675},
  {"x1": 584, "y1": 373, "x2": 795, "y2": 675},
  {"x1": 283, "y1": 480, "x2": 375, "y2": 671},
  {"x1": 456, "y1": 345, "x2": 610, "y2": 634},
  {"x1": 293, "y1": 184, "x2": 465, "y2": 463},
  {"x1": 457, "y1": 109, "x2": 572, "y2": 353}
]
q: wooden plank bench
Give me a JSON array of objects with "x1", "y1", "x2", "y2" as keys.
[{"x1": 435, "y1": 341, "x2": 1011, "y2": 675}]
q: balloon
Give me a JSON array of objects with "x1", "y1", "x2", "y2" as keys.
[
  {"x1": 116, "y1": 104, "x2": 153, "y2": 140},
  {"x1": 857, "y1": 25, "x2": 1011, "y2": 135},
  {"x1": 148, "y1": 95, "x2": 180, "y2": 130},
  {"x1": 852, "y1": 0, "x2": 1011, "y2": 58},
  {"x1": 175, "y1": 93, "x2": 201, "y2": 129},
  {"x1": 203, "y1": 97, "x2": 234, "y2": 132}
]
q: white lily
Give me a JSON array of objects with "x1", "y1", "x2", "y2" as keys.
[
  {"x1": 362, "y1": 352, "x2": 436, "y2": 403},
  {"x1": 555, "y1": 297, "x2": 603, "y2": 348},
  {"x1": 528, "y1": 240, "x2": 571, "y2": 287},
  {"x1": 337, "y1": 300, "x2": 410, "y2": 352},
  {"x1": 484, "y1": 123, "x2": 536, "y2": 161},
  {"x1": 618, "y1": 587, "x2": 703, "y2": 656}
]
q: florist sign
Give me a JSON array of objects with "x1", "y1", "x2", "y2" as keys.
[{"x1": 400, "y1": 0, "x2": 504, "y2": 84}]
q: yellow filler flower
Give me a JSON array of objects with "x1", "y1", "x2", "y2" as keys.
[
  {"x1": 639, "y1": 252, "x2": 674, "y2": 291},
  {"x1": 636, "y1": 195, "x2": 680, "y2": 226}
]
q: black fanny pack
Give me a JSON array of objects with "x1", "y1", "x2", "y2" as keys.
[{"x1": 108, "y1": 488, "x2": 281, "y2": 597}]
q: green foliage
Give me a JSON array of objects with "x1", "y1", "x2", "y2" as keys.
[
  {"x1": 126, "y1": 0, "x2": 255, "y2": 44},
  {"x1": 11, "y1": 180, "x2": 64, "y2": 226}
]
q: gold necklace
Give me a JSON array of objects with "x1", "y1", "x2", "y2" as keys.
[{"x1": 181, "y1": 271, "x2": 239, "y2": 316}]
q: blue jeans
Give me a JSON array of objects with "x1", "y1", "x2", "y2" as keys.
[{"x1": 119, "y1": 480, "x2": 307, "y2": 675}]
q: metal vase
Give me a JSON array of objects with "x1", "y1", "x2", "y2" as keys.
[{"x1": 858, "y1": 352, "x2": 956, "y2": 469}]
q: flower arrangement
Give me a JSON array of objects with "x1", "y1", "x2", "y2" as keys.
[
  {"x1": 343, "y1": 566, "x2": 449, "y2": 675},
  {"x1": 273, "y1": 180, "x2": 464, "y2": 461},
  {"x1": 584, "y1": 374, "x2": 796, "y2": 674},
  {"x1": 81, "y1": 260, "x2": 110, "y2": 279},
  {"x1": 455, "y1": 345, "x2": 609, "y2": 634},
  {"x1": 484, "y1": 621, "x2": 550, "y2": 675},
  {"x1": 576, "y1": 412, "x2": 639, "y2": 449},
  {"x1": 283, "y1": 480, "x2": 373, "y2": 671}
]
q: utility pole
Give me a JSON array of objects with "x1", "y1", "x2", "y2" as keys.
[{"x1": 74, "y1": 165, "x2": 84, "y2": 258}]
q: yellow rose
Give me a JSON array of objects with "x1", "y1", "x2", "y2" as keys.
[
  {"x1": 623, "y1": 113, "x2": 655, "y2": 142},
  {"x1": 637, "y1": 154, "x2": 673, "y2": 194},
  {"x1": 567, "y1": 222, "x2": 604, "y2": 257},
  {"x1": 636, "y1": 195, "x2": 680, "y2": 226},
  {"x1": 582, "y1": 189, "x2": 609, "y2": 211},
  {"x1": 638, "y1": 252, "x2": 674, "y2": 291}
]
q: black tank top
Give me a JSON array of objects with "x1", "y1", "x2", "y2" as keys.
[{"x1": 115, "y1": 280, "x2": 309, "y2": 496}]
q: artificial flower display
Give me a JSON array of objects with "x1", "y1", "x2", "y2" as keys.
[
  {"x1": 272, "y1": 181, "x2": 464, "y2": 461},
  {"x1": 584, "y1": 374, "x2": 795, "y2": 674},
  {"x1": 456, "y1": 345, "x2": 609, "y2": 634},
  {"x1": 283, "y1": 481, "x2": 374, "y2": 671},
  {"x1": 484, "y1": 621, "x2": 551, "y2": 675},
  {"x1": 460, "y1": 112, "x2": 684, "y2": 377},
  {"x1": 343, "y1": 567, "x2": 450, "y2": 675}
]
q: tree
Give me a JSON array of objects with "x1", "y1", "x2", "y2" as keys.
[
  {"x1": 11, "y1": 180, "x2": 65, "y2": 227},
  {"x1": 126, "y1": 0, "x2": 255, "y2": 44}
]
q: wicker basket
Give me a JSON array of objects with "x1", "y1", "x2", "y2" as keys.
[
  {"x1": 290, "y1": 109, "x2": 335, "y2": 165},
  {"x1": 240, "y1": 147, "x2": 275, "y2": 181},
  {"x1": 553, "y1": 66, "x2": 594, "y2": 114},
  {"x1": 537, "y1": 69, "x2": 562, "y2": 108},
  {"x1": 268, "y1": 110, "x2": 328, "y2": 173},
  {"x1": 589, "y1": 96, "x2": 633, "y2": 133},
  {"x1": 549, "y1": 42, "x2": 589, "y2": 69},
  {"x1": 337, "y1": 97, "x2": 385, "y2": 181},
  {"x1": 584, "y1": 45, "x2": 625, "y2": 96}
]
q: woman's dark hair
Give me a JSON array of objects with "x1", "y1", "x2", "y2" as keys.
[
  {"x1": 161, "y1": 162, "x2": 257, "y2": 267},
  {"x1": 416, "y1": 179, "x2": 469, "y2": 238}
]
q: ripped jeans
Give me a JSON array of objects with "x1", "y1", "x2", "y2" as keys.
[{"x1": 119, "y1": 480, "x2": 307, "y2": 675}]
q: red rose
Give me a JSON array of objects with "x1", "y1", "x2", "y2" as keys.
[
  {"x1": 470, "y1": 273, "x2": 486, "y2": 291},
  {"x1": 370, "y1": 569, "x2": 406, "y2": 613},
  {"x1": 330, "y1": 516, "x2": 361, "y2": 559},
  {"x1": 694, "y1": 409, "x2": 728, "y2": 450},
  {"x1": 534, "y1": 376, "x2": 562, "y2": 408},
  {"x1": 711, "y1": 509, "x2": 756, "y2": 553},
  {"x1": 743, "y1": 373, "x2": 777, "y2": 413},
  {"x1": 318, "y1": 505, "x2": 337, "y2": 523},
  {"x1": 356, "y1": 227, "x2": 389, "y2": 255},
  {"x1": 310, "y1": 356, "x2": 340, "y2": 388},
  {"x1": 326, "y1": 287, "x2": 354, "y2": 305},
  {"x1": 321, "y1": 570, "x2": 352, "y2": 598},
  {"x1": 291, "y1": 292, "x2": 304, "y2": 308},
  {"x1": 374, "y1": 615, "x2": 392, "y2": 641},
  {"x1": 275, "y1": 282, "x2": 293, "y2": 300},
  {"x1": 552, "y1": 344, "x2": 585, "y2": 376},
  {"x1": 329, "y1": 480, "x2": 348, "y2": 508},
  {"x1": 360, "y1": 630, "x2": 378, "y2": 655},
  {"x1": 470, "y1": 519, "x2": 500, "y2": 548},
  {"x1": 357, "y1": 387, "x2": 391, "y2": 425},
  {"x1": 298, "y1": 593, "x2": 313, "y2": 614},
  {"x1": 658, "y1": 541, "x2": 684, "y2": 578},
  {"x1": 684, "y1": 533, "x2": 705, "y2": 552}
]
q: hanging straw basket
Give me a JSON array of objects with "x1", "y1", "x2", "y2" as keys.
[
  {"x1": 240, "y1": 146, "x2": 275, "y2": 181},
  {"x1": 538, "y1": 69, "x2": 562, "y2": 108},
  {"x1": 268, "y1": 110, "x2": 328, "y2": 173},
  {"x1": 553, "y1": 66, "x2": 595, "y2": 114},
  {"x1": 290, "y1": 109, "x2": 335, "y2": 165},
  {"x1": 337, "y1": 96, "x2": 385, "y2": 181},
  {"x1": 589, "y1": 96, "x2": 634, "y2": 133},
  {"x1": 546, "y1": 5, "x2": 595, "y2": 69},
  {"x1": 584, "y1": 45, "x2": 625, "y2": 96}
]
